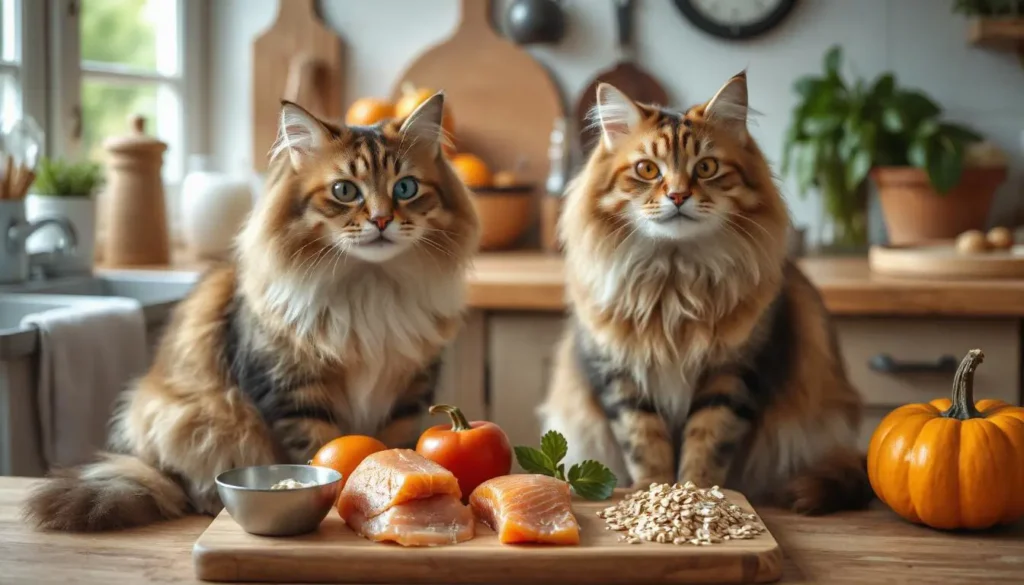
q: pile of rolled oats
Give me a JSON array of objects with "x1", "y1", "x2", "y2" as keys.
[{"x1": 597, "y1": 481, "x2": 765, "y2": 546}]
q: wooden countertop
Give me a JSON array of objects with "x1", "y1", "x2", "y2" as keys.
[
  {"x1": 107, "y1": 251, "x2": 1024, "y2": 317},
  {"x1": 465, "y1": 254, "x2": 1024, "y2": 316},
  {"x1": 3, "y1": 477, "x2": 1023, "y2": 584}
]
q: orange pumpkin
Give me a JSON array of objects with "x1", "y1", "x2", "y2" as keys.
[
  {"x1": 395, "y1": 83, "x2": 456, "y2": 155},
  {"x1": 867, "y1": 349, "x2": 1024, "y2": 530},
  {"x1": 450, "y1": 153, "x2": 493, "y2": 188},
  {"x1": 345, "y1": 97, "x2": 395, "y2": 126}
]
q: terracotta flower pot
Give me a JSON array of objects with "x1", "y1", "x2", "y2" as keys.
[{"x1": 873, "y1": 166, "x2": 1007, "y2": 245}]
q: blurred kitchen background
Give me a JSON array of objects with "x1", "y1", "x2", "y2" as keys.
[{"x1": 1, "y1": 0, "x2": 1024, "y2": 478}]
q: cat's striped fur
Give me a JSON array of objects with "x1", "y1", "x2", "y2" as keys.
[
  {"x1": 23, "y1": 94, "x2": 480, "y2": 531},
  {"x1": 540, "y1": 73, "x2": 871, "y2": 514}
]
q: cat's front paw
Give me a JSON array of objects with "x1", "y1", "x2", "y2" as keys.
[{"x1": 677, "y1": 470, "x2": 726, "y2": 489}]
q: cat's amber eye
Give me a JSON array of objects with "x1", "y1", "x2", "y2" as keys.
[
  {"x1": 331, "y1": 180, "x2": 361, "y2": 203},
  {"x1": 695, "y1": 158, "x2": 719, "y2": 179},
  {"x1": 393, "y1": 176, "x2": 419, "y2": 200},
  {"x1": 634, "y1": 159, "x2": 660, "y2": 180}
]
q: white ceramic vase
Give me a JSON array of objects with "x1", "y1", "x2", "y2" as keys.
[
  {"x1": 25, "y1": 193, "x2": 96, "y2": 273},
  {"x1": 181, "y1": 156, "x2": 254, "y2": 260}
]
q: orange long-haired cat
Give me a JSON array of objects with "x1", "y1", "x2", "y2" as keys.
[
  {"x1": 540, "y1": 73, "x2": 870, "y2": 513},
  {"x1": 24, "y1": 93, "x2": 480, "y2": 531}
]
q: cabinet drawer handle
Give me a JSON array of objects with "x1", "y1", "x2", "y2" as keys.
[{"x1": 868, "y1": 353, "x2": 959, "y2": 375}]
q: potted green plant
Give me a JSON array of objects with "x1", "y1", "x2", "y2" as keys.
[
  {"x1": 782, "y1": 45, "x2": 1007, "y2": 247},
  {"x1": 27, "y1": 157, "x2": 104, "y2": 272}
]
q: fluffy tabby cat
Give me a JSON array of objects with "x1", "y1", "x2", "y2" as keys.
[
  {"x1": 25, "y1": 93, "x2": 480, "y2": 531},
  {"x1": 540, "y1": 73, "x2": 870, "y2": 514}
]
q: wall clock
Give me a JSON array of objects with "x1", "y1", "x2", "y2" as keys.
[{"x1": 673, "y1": 0, "x2": 798, "y2": 40}]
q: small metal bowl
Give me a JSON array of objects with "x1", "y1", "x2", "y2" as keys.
[{"x1": 215, "y1": 464, "x2": 342, "y2": 536}]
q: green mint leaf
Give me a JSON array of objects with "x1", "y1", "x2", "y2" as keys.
[
  {"x1": 556, "y1": 463, "x2": 566, "y2": 481},
  {"x1": 567, "y1": 460, "x2": 617, "y2": 501},
  {"x1": 540, "y1": 430, "x2": 568, "y2": 466},
  {"x1": 514, "y1": 446, "x2": 554, "y2": 476}
]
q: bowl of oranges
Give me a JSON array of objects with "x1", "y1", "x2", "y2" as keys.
[{"x1": 449, "y1": 153, "x2": 534, "y2": 251}]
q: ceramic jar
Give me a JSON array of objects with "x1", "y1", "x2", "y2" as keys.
[
  {"x1": 101, "y1": 115, "x2": 170, "y2": 266},
  {"x1": 181, "y1": 156, "x2": 253, "y2": 260}
]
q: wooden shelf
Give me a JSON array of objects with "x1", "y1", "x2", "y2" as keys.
[{"x1": 968, "y1": 17, "x2": 1024, "y2": 51}]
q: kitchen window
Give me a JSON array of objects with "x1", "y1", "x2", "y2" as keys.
[
  {"x1": 51, "y1": 0, "x2": 206, "y2": 193},
  {"x1": 0, "y1": 0, "x2": 45, "y2": 133}
]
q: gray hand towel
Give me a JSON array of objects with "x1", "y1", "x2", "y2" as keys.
[{"x1": 21, "y1": 297, "x2": 147, "y2": 469}]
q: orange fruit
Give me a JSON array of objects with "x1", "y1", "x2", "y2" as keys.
[
  {"x1": 450, "y1": 153, "x2": 493, "y2": 188},
  {"x1": 311, "y1": 435, "x2": 387, "y2": 488},
  {"x1": 345, "y1": 97, "x2": 395, "y2": 126},
  {"x1": 395, "y1": 83, "x2": 456, "y2": 155}
]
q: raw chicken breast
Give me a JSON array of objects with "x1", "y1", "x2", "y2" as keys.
[
  {"x1": 345, "y1": 494, "x2": 475, "y2": 546},
  {"x1": 469, "y1": 474, "x2": 580, "y2": 545},
  {"x1": 338, "y1": 449, "x2": 462, "y2": 520}
]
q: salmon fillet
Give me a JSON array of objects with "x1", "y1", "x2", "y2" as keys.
[
  {"x1": 469, "y1": 474, "x2": 580, "y2": 545},
  {"x1": 337, "y1": 449, "x2": 462, "y2": 522},
  {"x1": 345, "y1": 494, "x2": 475, "y2": 546}
]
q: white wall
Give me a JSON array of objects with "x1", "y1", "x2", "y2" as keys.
[{"x1": 208, "y1": 0, "x2": 1024, "y2": 240}]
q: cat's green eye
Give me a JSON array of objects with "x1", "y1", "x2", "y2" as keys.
[
  {"x1": 695, "y1": 158, "x2": 719, "y2": 179},
  {"x1": 634, "y1": 159, "x2": 660, "y2": 180},
  {"x1": 393, "y1": 176, "x2": 419, "y2": 200},
  {"x1": 331, "y1": 180, "x2": 361, "y2": 203}
]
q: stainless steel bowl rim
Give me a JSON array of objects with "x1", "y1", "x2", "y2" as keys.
[{"x1": 215, "y1": 464, "x2": 342, "y2": 492}]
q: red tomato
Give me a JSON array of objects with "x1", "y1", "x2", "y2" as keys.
[{"x1": 416, "y1": 404, "x2": 512, "y2": 498}]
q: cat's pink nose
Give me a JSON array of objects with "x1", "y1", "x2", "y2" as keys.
[
  {"x1": 372, "y1": 216, "x2": 393, "y2": 231},
  {"x1": 667, "y1": 191, "x2": 690, "y2": 206}
]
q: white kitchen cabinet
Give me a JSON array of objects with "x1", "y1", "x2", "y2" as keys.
[
  {"x1": 426, "y1": 310, "x2": 488, "y2": 433},
  {"x1": 487, "y1": 314, "x2": 566, "y2": 453}
]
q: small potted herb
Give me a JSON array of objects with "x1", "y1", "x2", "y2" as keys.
[
  {"x1": 782, "y1": 45, "x2": 1006, "y2": 248},
  {"x1": 27, "y1": 157, "x2": 104, "y2": 271}
]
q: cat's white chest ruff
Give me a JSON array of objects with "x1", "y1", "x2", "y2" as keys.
[
  {"x1": 638, "y1": 364, "x2": 697, "y2": 423},
  {"x1": 306, "y1": 266, "x2": 462, "y2": 433},
  {"x1": 339, "y1": 366, "x2": 410, "y2": 435}
]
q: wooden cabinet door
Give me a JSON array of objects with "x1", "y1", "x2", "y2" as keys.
[{"x1": 835, "y1": 317, "x2": 1021, "y2": 449}]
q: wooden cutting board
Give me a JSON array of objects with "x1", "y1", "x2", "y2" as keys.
[
  {"x1": 251, "y1": 0, "x2": 345, "y2": 172},
  {"x1": 575, "y1": 0, "x2": 669, "y2": 157},
  {"x1": 869, "y1": 243, "x2": 1024, "y2": 279},
  {"x1": 192, "y1": 489, "x2": 781, "y2": 584},
  {"x1": 391, "y1": 0, "x2": 563, "y2": 197}
]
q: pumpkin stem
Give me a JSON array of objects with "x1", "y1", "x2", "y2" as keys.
[
  {"x1": 428, "y1": 404, "x2": 472, "y2": 431},
  {"x1": 943, "y1": 349, "x2": 985, "y2": 420}
]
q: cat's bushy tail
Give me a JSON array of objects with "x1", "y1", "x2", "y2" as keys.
[
  {"x1": 782, "y1": 448, "x2": 874, "y2": 515},
  {"x1": 23, "y1": 452, "x2": 190, "y2": 532}
]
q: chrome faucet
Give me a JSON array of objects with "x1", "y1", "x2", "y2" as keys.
[{"x1": 2, "y1": 209, "x2": 78, "y2": 283}]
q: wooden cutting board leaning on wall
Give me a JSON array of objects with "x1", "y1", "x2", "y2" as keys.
[
  {"x1": 251, "y1": 0, "x2": 345, "y2": 172},
  {"x1": 392, "y1": 0, "x2": 564, "y2": 206}
]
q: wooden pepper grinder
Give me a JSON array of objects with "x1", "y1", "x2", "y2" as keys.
[{"x1": 102, "y1": 115, "x2": 170, "y2": 266}]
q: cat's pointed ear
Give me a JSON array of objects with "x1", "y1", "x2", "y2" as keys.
[
  {"x1": 705, "y1": 71, "x2": 749, "y2": 140},
  {"x1": 593, "y1": 83, "x2": 643, "y2": 150},
  {"x1": 399, "y1": 92, "x2": 446, "y2": 155},
  {"x1": 273, "y1": 101, "x2": 333, "y2": 170}
]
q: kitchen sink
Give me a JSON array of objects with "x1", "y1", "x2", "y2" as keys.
[
  {"x1": 0, "y1": 270, "x2": 199, "y2": 313},
  {"x1": 0, "y1": 295, "x2": 95, "y2": 359},
  {"x1": 0, "y1": 270, "x2": 201, "y2": 360},
  {"x1": 0, "y1": 271, "x2": 201, "y2": 476}
]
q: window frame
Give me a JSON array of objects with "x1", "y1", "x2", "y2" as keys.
[
  {"x1": 1, "y1": 0, "x2": 46, "y2": 138},
  {"x1": 48, "y1": 0, "x2": 208, "y2": 234}
]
